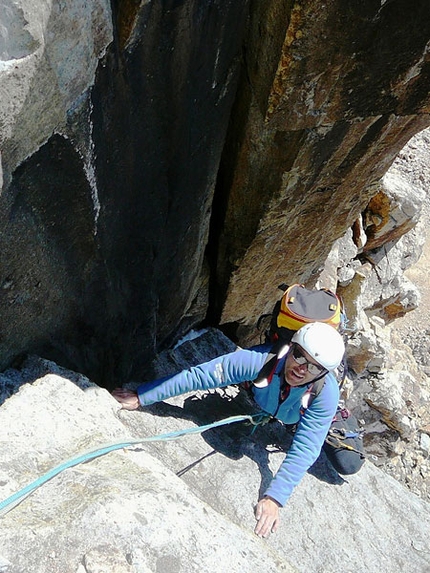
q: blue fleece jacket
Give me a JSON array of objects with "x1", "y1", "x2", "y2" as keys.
[{"x1": 137, "y1": 344, "x2": 339, "y2": 506}]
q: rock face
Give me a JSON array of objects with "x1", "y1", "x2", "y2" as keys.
[
  {"x1": 0, "y1": 333, "x2": 430, "y2": 573},
  {"x1": 1, "y1": 1, "x2": 430, "y2": 388},
  {"x1": 2, "y1": 0, "x2": 430, "y2": 534},
  {"x1": 216, "y1": 0, "x2": 430, "y2": 329},
  {"x1": 324, "y1": 128, "x2": 430, "y2": 501},
  {"x1": 0, "y1": 0, "x2": 249, "y2": 386}
]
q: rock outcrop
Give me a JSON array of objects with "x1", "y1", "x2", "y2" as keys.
[
  {"x1": 1, "y1": 1, "x2": 430, "y2": 388},
  {"x1": 324, "y1": 128, "x2": 430, "y2": 501},
  {"x1": 0, "y1": 0, "x2": 248, "y2": 385},
  {"x1": 0, "y1": 332, "x2": 429, "y2": 573},
  {"x1": 216, "y1": 0, "x2": 430, "y2": 332},
  {"x1": 1, "y1": 1, "x2": 430, "y2": 554}
]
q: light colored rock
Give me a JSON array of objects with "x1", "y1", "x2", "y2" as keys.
[
  {"x1": 337, "y1": 262, "x2": 373, "y2": 333},
  {"x1": 352, "y1": 215, "x2": 368, "y2": 251},
  {"x1": 0, "y1": 367, "x2": 297, "y2": 573},
  {"x1": 316, "y1": 228, "x2": 358, "y2": 290},
  {"x1": 363, "y1": 170, "x2": 425, "y2": 251},
  {"x1": 346, "y1": 325, "x2": 387, "y2": 375},
  {"x1": 1, "y1": 337, "x2": 430, "y2": 573},
  {"x1": 0, "y1": 0, "x2": 112, "y2": 184},
  {"x1": 364, "y1": 244, "x2": 422, "y2": 321},
  {"x1": 420, "y1": 433, "x2": 430, "y2": 455}
]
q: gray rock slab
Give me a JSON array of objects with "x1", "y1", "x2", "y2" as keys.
[
  {"x1": 1, "y1": 332, "x2": 430, "y2": 573},
  {"x1": 0, "y1": 362, "x2": 297, "y2": 573},
  {"x1": 120, "y1": 388, "x2": 430, "y2": 573}
]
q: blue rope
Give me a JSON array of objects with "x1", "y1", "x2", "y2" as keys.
[{"x1": 0, "y1": 413, "x2": 264, "y2": 517}]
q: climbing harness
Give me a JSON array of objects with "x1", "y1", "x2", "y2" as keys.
[{"x1": 0, "y1": 412, "x2": 269, "y2": 518}]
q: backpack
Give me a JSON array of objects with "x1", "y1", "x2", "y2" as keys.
[
  {"x1": 255, "y1": 283, "x2": 347, "y2": 389},
  {"x1": 322, "y1": 407, "x2": 366, "y2": 474},
  {"x1": 260, "y1": 283, "x2": 344, "y2": 345}
]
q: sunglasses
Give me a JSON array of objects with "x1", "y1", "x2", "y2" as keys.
[{"x1": 291, "y1": 344, "x2": 325, "y2": 376}]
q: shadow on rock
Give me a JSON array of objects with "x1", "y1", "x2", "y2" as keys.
[
  {"x1": 0, "y1": 354, "x2": 97, "y2": 406},
  {"x1": 142, "y1": 387, "x2": 345, "y2": 496}
]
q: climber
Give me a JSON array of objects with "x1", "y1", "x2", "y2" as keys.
[{"x1": 112, "y1": 322, "x2": 345, "y2": 538}]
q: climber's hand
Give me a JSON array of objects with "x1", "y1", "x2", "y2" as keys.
[
  {"x1": 112, "y1": 388, "x2": 140, "y2": 410},
  {"x1": 254, "y1": 497, "x2": 280, "y2": 538}
]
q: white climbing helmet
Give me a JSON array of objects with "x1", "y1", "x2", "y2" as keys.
[{"x1": 291, "y1": 322, "x2": 345, "y2": 371}]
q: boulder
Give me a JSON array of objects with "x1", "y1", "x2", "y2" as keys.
[{"x1": 363, "y1": 171, "x2": 426, "y2": 252}]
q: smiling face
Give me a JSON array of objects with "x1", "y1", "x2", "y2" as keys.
[{"x1": 284, "y1": 344, "x2": 326, "y2": 386}]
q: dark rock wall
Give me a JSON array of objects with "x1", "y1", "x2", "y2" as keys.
[
  {"x1": 1, "y1": 136, "x2": 101, "y2": 377},
  {"x1": 1, "y1": 0, "x2": 430, "y2": 387},
  {"x1": 0, "y1": 0, "x2": 249, "y2": 386},
  {"x1": 91, "y1": 0, "x2": 250, "y2": 384}
]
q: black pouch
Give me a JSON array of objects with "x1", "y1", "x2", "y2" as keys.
[{"x1": 323, "y1": 409, "x2": 365, "y2": 475}]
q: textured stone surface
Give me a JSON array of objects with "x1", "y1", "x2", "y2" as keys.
[
  {"x1": 0, "y1": 0, "x2": 249, "y2": 385},
  {"x1": 217, "y1": 1, "x2": 430, "y2": 331},
  {"x1": 363, "y1": 173, "x2": 425, "y2": 251},
  {"x1": 0, "y1": 0, "x2": 112, "y2": 182},
  {"x1": 1, "y1": 0, "x2": 430, "y2": 391},
  {"x1": 0, "y1": 336, "x2": 430, "y2": 573},
  {"x1": 1, "y1": 3, "x2": 430, "y2": 569},
  {"x1": 0, "y1": 386, "x2": 298, "y2": 573}
]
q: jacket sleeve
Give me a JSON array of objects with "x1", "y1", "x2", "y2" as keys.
[
  {"x1": 137, "y1": 345, "x2": 269, "y2": 406},
  {"x1": 263, "y1": 373, "x2": 339, "y2": 507}
]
